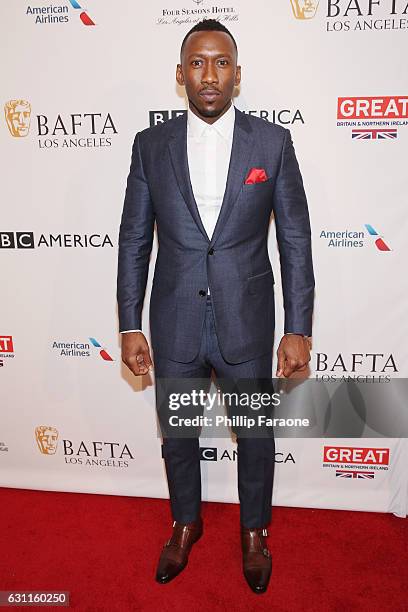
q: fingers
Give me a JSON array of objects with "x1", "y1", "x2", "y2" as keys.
[
  {"x1": 135, "y1": 349, "x2": 153, "y2": 376},
  {"x1": 283, "y1": 357, "x2": 299, "y2": 378},
  {"x1": 283, "y1": 360, "x2": 308, "y2": 378},
  {"x1": 121, "y1": 335, "x2": 154, "y2": 377},
  {"x1": 277, "y1": 336, "x2": 311, "y2": 378},
  {"x1": 276, "y1": 346, "x2": 286, "y2": 377},
  {"x1": 141, "y1": 347, "x2": 153, "y2": 369},
  {"x1": 126, "y1": 354, "x2": 152, "y2": 376},
  {"x1": 135, "y1": 354, "x2": 149, "y2": 375}
]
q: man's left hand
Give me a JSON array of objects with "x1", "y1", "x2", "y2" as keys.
[{"x1": 276, "y1": 334, "x2": 312, "y2": 378}]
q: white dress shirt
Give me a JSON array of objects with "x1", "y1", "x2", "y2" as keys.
[
  {"x1": 187, "y1": 101, "x2": 235, "y2": 244},
  {"x1": 121, "y1": 103, "x2": 235, "y2": 334}
]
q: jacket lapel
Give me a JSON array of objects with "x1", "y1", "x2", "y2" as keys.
[
  {"x1": 168, "y1": 113, "x2": 210, "y2": 242},
  {"x1": 168, "y1": 107, "x2": 255, "y2": 246},
  {"x1": 210, "y1": 108, "x2": 254, "y2": 247}
]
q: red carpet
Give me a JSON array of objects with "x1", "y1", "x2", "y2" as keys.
[{"x1": 0, "y1": 488, "x2": 406, "y2": 611}]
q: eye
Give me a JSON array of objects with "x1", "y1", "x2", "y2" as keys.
[
  {"x1": 191, "y1": 59, "x2": 202, "y2": 67},
  {"x1": 217, "y1": 59, "x2": 229, "y2": 66}
]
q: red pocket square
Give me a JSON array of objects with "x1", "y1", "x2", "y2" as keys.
[{"x1": 244, "y1": 167, "x2": 268, "y2": 185}]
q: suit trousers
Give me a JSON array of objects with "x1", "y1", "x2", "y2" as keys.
[{"x1": 153, "y1": 294, "x2": 275, "y2": 528}]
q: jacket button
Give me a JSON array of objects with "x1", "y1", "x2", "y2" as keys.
[
  {"x1": 208, "y1": 248, "x2": 214, "y2": 255},
  {"x1": 198, "y1": 290, "x2": 206, "y2": 297}
]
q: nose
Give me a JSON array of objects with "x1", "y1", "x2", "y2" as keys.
[{"x1": 201, "y1": 60, "x2": 218, "y2": 86}]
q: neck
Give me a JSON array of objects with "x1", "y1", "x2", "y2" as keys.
[{"x1": 188, "y1": 99, "x2": 232, "y2": 125}]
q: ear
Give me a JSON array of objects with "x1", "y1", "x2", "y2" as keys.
[
  {"x1": 235, "y1": 65, "x2": 241, "y2": 87},
  {"x1": 176, "y1": 63, "x2": 185, "y2": 86}
]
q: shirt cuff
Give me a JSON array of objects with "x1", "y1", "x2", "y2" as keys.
[
  {"x1": 120, "y1": 329, "x2": 142, "y2": 334},
  {"x1": 285, "y1": 332, "x2": 309, "y2": 338}
]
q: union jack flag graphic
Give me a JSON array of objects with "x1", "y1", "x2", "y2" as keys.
[
  {"x1": 336, "y1": 470, "x2": 375, "y2": 479},
  {"x1": 352, "y1": 129, "x2": 398, "y2": 140}
]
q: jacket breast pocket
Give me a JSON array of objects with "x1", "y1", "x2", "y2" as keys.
[
  {"x1": 242, "y1": 176, "x2": 274, "y2": 191},
  {"x1": 247, "y1": 269, "x2": 274, "y2": 295}
]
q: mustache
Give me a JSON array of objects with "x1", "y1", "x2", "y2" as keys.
[{"x1": 199, "y1": 87, "x2": 221, "y2": 93}]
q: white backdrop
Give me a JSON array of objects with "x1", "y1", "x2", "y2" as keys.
[{"x1": 1, "y1": 0, "x2": 407, "y2": 517}]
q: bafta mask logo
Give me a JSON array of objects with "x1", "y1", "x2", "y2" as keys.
[
  {"x1": 35, "y1": 425, "x2": 59, "y2": 455},
  {"x1": 5, "y1": 100, "x2": 32, "y2": 137},
  {"x1": 290, "y1": 0, "x2": 319, "y2": 20}
]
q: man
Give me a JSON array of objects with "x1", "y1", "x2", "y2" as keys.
[{"x1": 117, "y1": 19, "x2": 314, "y2": 594}]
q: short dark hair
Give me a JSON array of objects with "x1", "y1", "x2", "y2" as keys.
[{"x1": 180, "y1": 19, "x2": 238, "y2": 59}]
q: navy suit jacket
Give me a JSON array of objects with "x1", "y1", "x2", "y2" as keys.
[{"x1": 117, "y1": 107, "x2": 315, "y2": 363}]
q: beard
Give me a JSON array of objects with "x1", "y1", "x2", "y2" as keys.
[{"x1": 188, "y1": 97, "x2": 233, "y2": 121}]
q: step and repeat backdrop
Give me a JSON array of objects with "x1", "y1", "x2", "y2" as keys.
[{"x1": 1, "y1": 1, "x2": 407, "y2": 517}]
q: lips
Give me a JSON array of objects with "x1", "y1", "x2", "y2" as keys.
[{"x1": 199, "y1": 90, "x2": 220, "y2": 103}]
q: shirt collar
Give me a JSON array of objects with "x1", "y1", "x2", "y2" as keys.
[{"x1": 187, "y1": 102, "x2": 235, "y2": 139}]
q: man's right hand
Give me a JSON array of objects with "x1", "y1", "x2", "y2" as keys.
[{"x1": 121, "y1": 332, "x2": 153, "y2": 376}]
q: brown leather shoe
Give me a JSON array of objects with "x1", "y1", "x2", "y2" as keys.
[
  {"x1": 241, "y1": 526, "x2": 272, "y2": 594},
  {"x1": 155, "y1": 517, "x2": 203, "y2": 584}
]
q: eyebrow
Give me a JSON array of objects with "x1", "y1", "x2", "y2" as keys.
[{"x1": 187, "y1": 52, "x2": 233, "y2": 59}]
